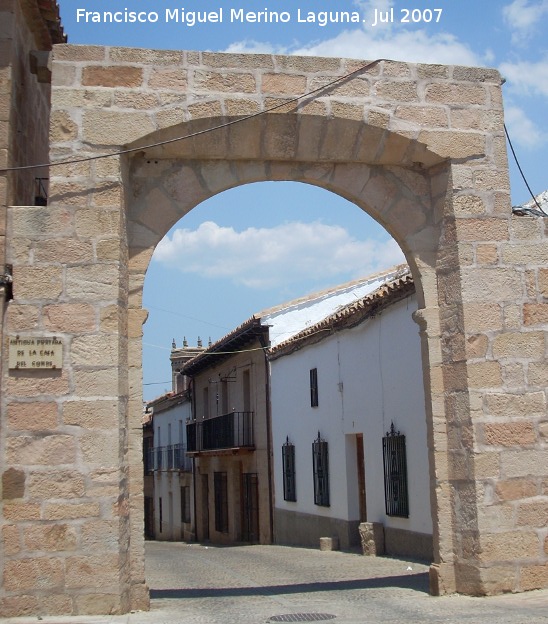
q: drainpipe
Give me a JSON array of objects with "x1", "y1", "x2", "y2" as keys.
[{"x1": 258, "y1": 333, "x2": 274, "y2": 544}]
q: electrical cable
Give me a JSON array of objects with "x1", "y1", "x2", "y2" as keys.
[
  {"x1": 146, "y1": 304, "x2": 230, "y2": 331},
  {"x1": 504, "y1": 123, "x2": 547, "y2": 216},
  {"x1": 3, "y1": 62, "x2": 544, "y2": 221},
  {"x1": 145, "y1": 326, "x2": 333, "y2": 358},
  {"x1": 143, "y1": 342, "x2": 172, "y2": 351},
  {"x1": 0, "y1": 58, "x2": 387, "y2": 174}
]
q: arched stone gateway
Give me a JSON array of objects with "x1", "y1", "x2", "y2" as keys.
[{"x1": 1, "y1": 41, "x2": 547, "y2": 617}]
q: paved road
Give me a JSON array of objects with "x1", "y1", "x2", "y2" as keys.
[
  {"x1": 145, "y1": 542, "x2": 548, "y2": 624},
  {"x1": 5, "y1": 541, "x2": 548, "y2": 623}
]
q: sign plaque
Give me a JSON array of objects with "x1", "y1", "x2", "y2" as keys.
[{"x1": 8, "y1": 336, "x2": 63, "y2": 370}]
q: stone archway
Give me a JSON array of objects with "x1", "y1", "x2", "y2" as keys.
[{"x1": 2, "y1": 46, "x2": 547, "y2": 617}]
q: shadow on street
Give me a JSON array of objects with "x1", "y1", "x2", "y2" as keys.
[{"x1": 150, "y1": 571, "x2": 430, "y2": 600}]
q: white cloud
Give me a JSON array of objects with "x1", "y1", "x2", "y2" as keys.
[
  {"x1": 504, "y1": 105, "x2": 546, "y2": 148},
  {"x1": 225, "y1": 1, "x2": 483, "y2": 67},
  {"x1": 500, "y1": 58, "x2": 548, "y2": 97},
  {"x1": 226, "y1": 30, "x2": 481, "y2": 66},
  {"x1": 226, "y1": 29, "x2": 481, "y2": 66},
  {"x1": 503, "y1": 0, "x2": 548, "y2": 43},
  {"x1": 153, "y1": 221, "x2": 404, "y2": 289},
  {"x1": 353, "y1": 0, "x2": 394, "y2": 15},
  {"x1": 290, "y1": 28, "x2": 481, "y2": 66},
  {"x1": 224, "y1": 39, "x2": 279, "y2": 55}
]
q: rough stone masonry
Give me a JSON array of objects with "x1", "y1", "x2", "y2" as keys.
[{"x1": 1, "y1": 0, "x2": 548, "y2": 617}]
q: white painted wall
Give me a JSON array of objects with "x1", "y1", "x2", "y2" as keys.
[
  {"x1": 270, "y1": 294, "x2": 432, "y2": 536},
  {"x1": 153, "y1": 397, "x2": 193, "y2": 540}
]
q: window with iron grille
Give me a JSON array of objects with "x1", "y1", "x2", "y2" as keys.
[
  {"x1": 214, "y1": 472, "x2": 229, "y2": 533},
  {"x1": 310, "y1": 368, "x2": 319, "y2": 407},
  {"x1": 203, "y1": 386, "x2": 209, "y2": 419},
  {"x1": 143, "y1": 436, "x2": 153, "y2": 475},
  {"x1": 312, "y1": 432, "x2": 329, "y2": 506},
  {"x1": 156, "y1": 446, "x2": 164, "y2": 471},
  {"x1": 382, "y1": 423, "x2": 409, "y2": 518},
  {"x1": 156, "y1": 426, "x2": 162, "y2": 470},
  {"x1": 180, "y1": 486, "x2": 191, "y2": 524},
  {"x1": 158, "y1": 496, "x2": 163, "y2": 533},
  {"x1": 282, "y1": 437, "x2": 296, "y2": 502}
]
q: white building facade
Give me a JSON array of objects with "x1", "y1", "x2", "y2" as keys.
[
  {"x1": 183, "y1": 320, "x2": 273, "y2": 545},
  {"x1": 268, "y1": 268, "x2": 433, "y2": 559},
  {"x1": 148, "y1": 392, "x2": 195, "y2": 541}
]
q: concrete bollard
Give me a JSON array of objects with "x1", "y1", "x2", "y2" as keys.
[{"x1": 320, "y1": 536, "x2": 340, "y2": 551}]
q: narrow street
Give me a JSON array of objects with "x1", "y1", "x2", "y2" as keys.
[
  {"x1": 144, "y1": 541, "x2": 548, "y2": 624},
  {"x1": 4, "y1": 541, "x2": 548, "y2": 624}
]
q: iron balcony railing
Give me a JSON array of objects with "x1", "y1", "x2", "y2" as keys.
[
  {"x1": 150, "y1": 443, "x2": 192, "y2": 472},
  {"x1": 187, "y1": 411, "x2": 254, "y2": 452},
  {"x1": 143, "y1": 443, "x2": 154, "y2": 475},
  {"x1": 172, "y1": 444, "x2": 193, "y2": 472}
]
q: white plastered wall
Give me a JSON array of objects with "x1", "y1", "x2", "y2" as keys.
[
  {"x1": 270, "y1": 294, "x2": 432, "y2": 536},
  {"x1": 153, "y1": 399, "x2": 192, "y2": 540}
]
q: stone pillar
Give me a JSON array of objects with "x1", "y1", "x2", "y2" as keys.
[
  {"x1": 422, "y1": 188, "x2": 548, "y2": 595},
  {"x1": 1, "y1": 197, "x2": 147, "y2": 615},
  {"x1": 359, "y1": 522, "x2": 385, "y2": 556}
]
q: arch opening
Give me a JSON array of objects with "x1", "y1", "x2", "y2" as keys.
[{"x1": 137, "y1": 175, "x2": 440, "y2": 591}]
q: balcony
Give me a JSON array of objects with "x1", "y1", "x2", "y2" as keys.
[
  {"x1": 187, "y1": 411, "x2": 254, "y2": 453},
  {"x1": 150, "y1": 443, "x2": 192, "y2": 472}
]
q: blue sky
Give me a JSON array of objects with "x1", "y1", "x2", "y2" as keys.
[{"x1": 58, "y1": 0, "x2": 548, "y2": 399}]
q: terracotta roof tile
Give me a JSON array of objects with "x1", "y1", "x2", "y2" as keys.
[{"x1": 267, "y1": 266, "x2": 414, "y2": 360}]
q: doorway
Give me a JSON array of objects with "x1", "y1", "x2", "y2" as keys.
[
  {"x1": 242, "y1": 472, "x2": 259, "y2": 543},
  {"x1": 356, "y1": 434, "x2": 367, "y2": 523},
  {"x1": 201, "y1": 473, "x2": 209, "y2": 541}
]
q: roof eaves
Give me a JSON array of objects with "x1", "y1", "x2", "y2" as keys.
[
  {"x1": 146, "y1": 389, "x2": 190, "y2": 414},
  {"x1": 257, "y1": 264, "x2": 409, "y2": 319},
  {"x1": 22, "y1": 0, "x2": 66, "y2": 49},
  {"x1": 267, "y1": 271, "x2": 414, "y2": 361},
  {"x1": 182, "y1": 316, "x2": 268, "y2": 376},
  {"x1": 146, "y1": 391, "x2": 174, "y2": 409}
]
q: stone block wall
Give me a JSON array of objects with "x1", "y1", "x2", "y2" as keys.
[
  {"x1": 466, "y1": 215, "x2": 548, "y2": 593},
  {"x1": 0, "y1": 42, "x2": 547, "y2": 617}
]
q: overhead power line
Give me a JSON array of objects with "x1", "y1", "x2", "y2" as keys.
[
  {"x1": 504, "y1": 124, "x2": 547, "y2": 216},
  {"x1": 0, "y1": 58, "x2": 387, "y2": 174},
  {"x1": 3, "y1": 59, "x2": 543, "y2": 218}
]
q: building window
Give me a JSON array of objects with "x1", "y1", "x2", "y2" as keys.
[
  {"x1": 310, "y1": 368, "x2": 319, "y2": 407},
  {"x1": 382, "y1": 423, "x2": 409, "y2": 518},
  {"x1": 282, "y1": 437, "x2": 296, "y2": 502},
  {"x1": 243, "y1": 369, "x2": 251, "y2": 412},
  {"x1": 181, "y1": 486, "x2": 191, "y2": 524},
  {"x1": 155, "y1": 445, "x2": 163, "y2": 471},
  {"x1": 144, "y1": 496, "x2": 154, "y2": 539},
  {"x1": 312, "y1": 432, "x2": 329, "y2": 506},
  {"x1": 221, "y1": 378, "x2": 229, "y2": 414},
  {"x1": 203, "y1": 387, "x2": 209, "y2": 419},
  {"x1": 143, "y1": 436, "x2": 153, "y2": 475},
  {"x1": 158, "y1": 496, "x2": 163, "y2": 533},
  {"x1": 214, "y1": 472, "x2": 229, "y2": 533},
  {"x1": 156, "y1": 426, "x2": 162, "y2": 470}
]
